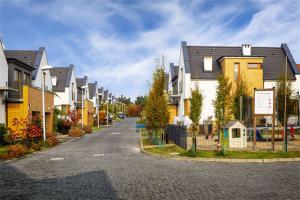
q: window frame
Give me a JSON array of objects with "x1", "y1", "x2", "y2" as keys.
[{"x1": 247, "y1": 63, "x2": 260, "y2": 69}]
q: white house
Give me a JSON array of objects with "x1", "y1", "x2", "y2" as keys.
[
  {"x1": 0, "y1": 40, "x2": 8, "y2": 125},
  {"x1": 76, "y1": 76, "x2": 89, "y2": 103},
  {"x1": 4, "y1": 47, "x2": 53, "y2": 91},
  {"x1": 171, "y1": 41, "x2": 300, "y2": 125},
  {"x1": 50, "y1": 65, "x2": 77, "y2": 113}
]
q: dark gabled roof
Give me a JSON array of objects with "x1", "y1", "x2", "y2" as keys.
[
  {"x1": 182, "y1": 42, "x2": 296, "y2": 80},
  {"x1": 6, "y1": 57, "x2": 35, "y2": 71},
  {"x1": 76, "y1": 76, "x2": 88, "y2": 88},
  {"x1": 104, "y1": 90, "x2": 109, "y2": 99},
  {"x1": 98, "y1": 87, "x2": 104, "y2": 95},
  {"x1": 88, "y1": 81, "x2": 97, "y2": 98},
  {"x1": 50, "y1": 65, "x2": 74, "y2": 92},
  {"x1": 4, "y1": 47, "x2": 45, "y2": 80},
  {"x1": 169, "y1": 63, "x2": 179, "y2": 82},
  {"x1": 164, "y1": 73, "x2": 169, "y2": 91},
  {"x1": 109, "y1": 92, "x2": 112, "y2": 98}
]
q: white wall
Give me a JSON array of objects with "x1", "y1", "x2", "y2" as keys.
[
  {"x1": 32, "y1": 51, "x2": 53, "y2": 91},
  {"x1": 0, "y1": 43, "x2": 8, "y2": 124},
  {"x1": 264, "y1": 79, "x2": 299, "y2": 96},
  {"x1": 54, "y1": 89, "x2": 70, "y2": 107},
  {"x1": 191, "y1": 80, "x2": 218, "y2": 123},
  {"x1": 69, "y1": 69, "x2": 77, "y2": 110}
]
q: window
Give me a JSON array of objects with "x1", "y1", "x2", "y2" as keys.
[
  {"x1": 248, "y1": 63, "x2": 260, "y2": 69},
  {"x1": 23, "y1": 73, "x2": 30, "y2": 85},
  {"x1": 234, "y1": 63, "x2": 239, "y2": 81},
  {"x1": 14, "y1": 69, "x2": 22, "y2": 83},
  {"x1": 232, "y1": 128, "x2": 241, "y2": 138},
  {"x1": 204, "y1": 57, "x2": 213, "y2": 71}
]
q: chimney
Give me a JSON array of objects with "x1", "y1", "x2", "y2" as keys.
[{"x1": 242, "y1": 44, "x2": 251, "y2": 56}]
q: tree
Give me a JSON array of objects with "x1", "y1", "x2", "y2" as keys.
[
  {"x1": 232, "y1": 78, "x2": 249, "y2": 120},
  {"x1": 117, "y1": 95, "x2": 131, "y2": 105},
  {"x1": 135, "y1": 95, "x2": 147, "y2": 107},
  {"x1": 213, "y1": 75, "x2": 232, "y2": 125},
  {"x1": 145, "y1": 66, "x2": 170, "y2": 144},
  {"x1": 189, "y1": 87, "x2": 203, "y2": 151},
  {"x1": 276, "y1": 75, "x2": 294, "y2": 126}
]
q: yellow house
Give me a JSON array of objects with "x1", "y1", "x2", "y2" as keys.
[
  {"x1": 169, "y1": 42, "x2": 299, "y2": 125},
  {"x1": 5, "y1": 57, "x2": 54, "y2": 133},
  {"x1": 218, "y1": 56, "x2": 264, "y2": 93}
]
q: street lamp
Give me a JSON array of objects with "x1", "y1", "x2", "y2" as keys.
[
  {"x1": 41, "y1": 65, "x2": 53, "y2": 143},
  {"x1": 81, "y1": 85, "x2": 88, "y2": 128}
]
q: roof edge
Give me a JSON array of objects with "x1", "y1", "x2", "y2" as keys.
[{"x1": 181, "y1": 41, "x2": 191, "y2": 74}]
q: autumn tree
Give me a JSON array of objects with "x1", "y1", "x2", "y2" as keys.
[
  {"x1": 213, "y1": 75, "x2": 232, "y2": 125},
  {"x1": 232, "y1": 78, "x2": 249, "y2": 120},
  {"x1": 145, "y1": 66, "x2": 170, "y2": 144},
  {"x1": 189, "y1": 87, "x2": 203, "y2": 152},
  {"x1": 276, "y1": 75, "x2": 294, "y2": 126}
]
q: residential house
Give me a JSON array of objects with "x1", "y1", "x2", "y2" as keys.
[
  {"x1": 173, "y1": 41, "x2": 300, "y2": 125},
  {"x1": 168, "y1": 63, "x2": 180, "y2": 124},
  {"x1": 88, "y1": 81, "x2": 98, "y2": 125},
  {"x1": 4, "y1": 47, "x2": 53, "y2": 91},
  {"x1": 0, "y1": 41, "x2": 8, "y2": 125},
  {"x1": 4, "y1": 50, "x2": 54, "y2": 133},
  {"x1": 50, "y1": 65, "x2": 77, "y2": 114},
  {"x1": 76, "y1": 76, "x2": 94, "y2": 126}
]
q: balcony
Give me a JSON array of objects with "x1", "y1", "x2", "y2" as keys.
[{"x1": 6, "y1": 81, "x2": 23, "y2": 102}]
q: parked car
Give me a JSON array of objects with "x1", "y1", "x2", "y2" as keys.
[{"x1": 118, "y1": 113, "x2": 126, "y2": 119}]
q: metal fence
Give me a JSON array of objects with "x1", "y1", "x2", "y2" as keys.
[{"x1": 165, "y1": 124, "x2": 187, "y2": 149}]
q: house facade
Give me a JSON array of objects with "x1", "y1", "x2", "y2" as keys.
[
  {"x1": 4, "y1": 47, "x2": 52, "y2": 92},
  {"x1": 0, "y1": 41, "x2": 8, "y2": 125},
  {"x1": 76, "y1": 76, "x2": 94, "y2": 126},
  {"x1": 4, "y1": 52, "x2": 54, "y2": 133},
  {"x1": 171, "y1": 41, "x2": 300, "y2": 125},
  {"x1": 50, "y1": 65, "x2": 77, "y2": 114}
]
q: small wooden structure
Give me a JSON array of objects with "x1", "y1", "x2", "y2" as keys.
[{"x1": 223, "y1": 120, "x2": 247, "y2": 148}]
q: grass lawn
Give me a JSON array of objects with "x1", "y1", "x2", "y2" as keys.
[
  {"x1": 0, "y1": 146, "x2": 7, "y2": 156},
  {"x1": 92, "y1": 126, "x2": 101, "y2": 132},
  {"x1": 144, "y1": 145, "x2": 186, "y2": 155},
  {"x1": 144, "y1": 145, "x2": 300, "y2": 159}
]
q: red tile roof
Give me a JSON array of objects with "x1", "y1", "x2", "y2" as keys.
[{"x1": 297, "y1": 64, "x2": 300, "y2": 70}]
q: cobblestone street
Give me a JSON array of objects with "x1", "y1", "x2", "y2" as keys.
[{"x1": 1, "y1": 118, "x2": 300, "y2": 200}]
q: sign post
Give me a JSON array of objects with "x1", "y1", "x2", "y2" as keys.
[{"x1": 253, "y1": 88, "x2": 275, "y2": 151}]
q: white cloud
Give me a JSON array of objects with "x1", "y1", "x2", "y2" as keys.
[{"x1": 6, "y1": 0, "x2": 300, "y2": 100}]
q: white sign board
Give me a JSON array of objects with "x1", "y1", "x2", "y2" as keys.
[{"x1": 254, "y1": 90, "x2": 274, "y2": 115}]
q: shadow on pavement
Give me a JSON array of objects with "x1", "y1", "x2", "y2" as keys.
[{"x1": 0, "y1": 165, "x2": 119, "y2": 200}]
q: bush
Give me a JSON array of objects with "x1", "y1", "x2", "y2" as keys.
[
  {"x1": 68, "y1": 126, "x2": 83, "y2": 137},
  {"x1": 46, "y1": 133, "x2": 60, "y2": 147},
  {"x1": 0, "y1": 124, "x2": 8, "y2": 146},
  {"x1": 57, "y1": 119, "x2": 72, "y2": 134},
  {"x1": 30, "y1": 141, "x2": 44, "y2": 151},
  {"x1": 83, "y1": 126, "x2": 93, "y2": 134},
  {"x1": 0, "y1": 144, "x2": 29, "y2": 159}
]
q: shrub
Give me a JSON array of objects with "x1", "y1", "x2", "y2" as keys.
[
  {"x1": 0, "y1": 124, "x2": 8, "y2": 146},
  {"x1": 0, "y1": 144, "x2": 29, "y2": 159},
  {"x1": 83, "y1": 126, "x2": 93, "y2": 134},
  {"x1": 68, "y1": 126, "x2": 83, "y2": 137},
  {"x1": 26, "y1": 123, "x2": 42, "y2": 144},
  {"x1": 57, "y1": 119, "x2": 72, "y2": 134},
  {"x1": 46, "y1": 133, "x2": 60, "y2": 147},
  {"x1": 30, "y1": 141, "x2": 44, "y2": 151}
]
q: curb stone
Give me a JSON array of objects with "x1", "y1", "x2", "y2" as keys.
[{"x1": 139, "y1": 132, "x2": 300, "y2": 163}]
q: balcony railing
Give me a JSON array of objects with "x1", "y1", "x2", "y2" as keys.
[{"x1": 7, "y1": 81, "x2": 23, "y2": 101}]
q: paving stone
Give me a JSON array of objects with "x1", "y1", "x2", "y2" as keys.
[{"x1": 1, "y1": 118, "x2": 299, "y2": 200}]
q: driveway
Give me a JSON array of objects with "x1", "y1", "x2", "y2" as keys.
[{"x1": 1, "y1": 118, "x2": 299, "y2": 200}]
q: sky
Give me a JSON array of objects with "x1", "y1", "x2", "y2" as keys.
[{"x1": 0, "y1": 0, "x2": 300, "y2": 101}]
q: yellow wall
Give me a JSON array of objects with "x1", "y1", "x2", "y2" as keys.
[
  {"x1": 168, "y1": 104, "x2": 177, "y2": 124},
  {"x1": 83, "y1": 100, "x2": 94, "y2": 126},
  {"x1": 184, "y1": 99, "x2": 190, "y2": 116},
  {"x1": 7, "y1": 85, "x2": 54, "y2": 133},
  {"x1": 220, "y1": 57, "x2": 264, "y2": 94}
]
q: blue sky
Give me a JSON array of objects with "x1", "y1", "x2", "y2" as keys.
[{"x1": 1, "y1": 0, "x2": 300, "y2": 100}]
